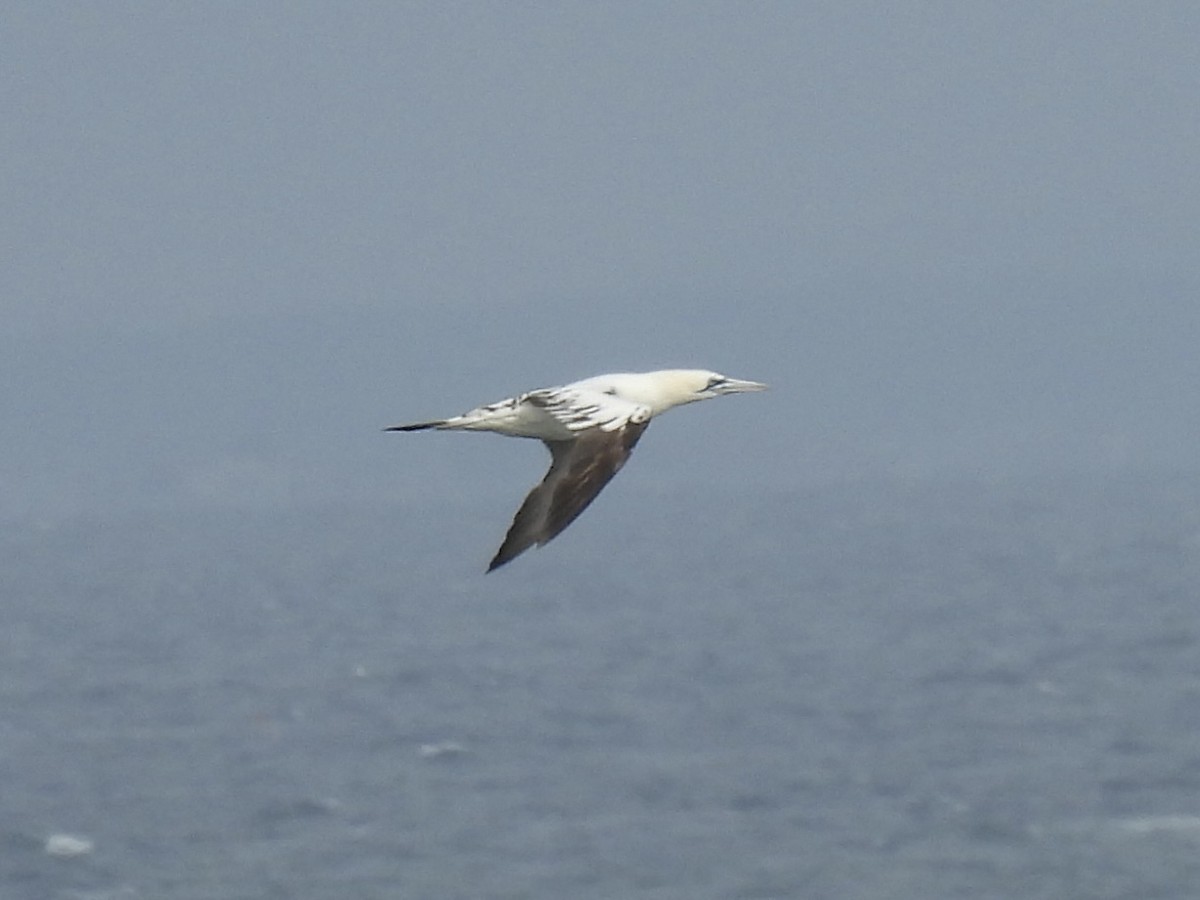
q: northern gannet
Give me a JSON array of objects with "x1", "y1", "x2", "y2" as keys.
[{"x1": 386, "y1": 369, "x2": 767, "y2": 571}]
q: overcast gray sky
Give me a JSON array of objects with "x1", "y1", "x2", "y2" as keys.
[{"x1": 3, "y1": 2, "x2": 1198, "y2": 517}]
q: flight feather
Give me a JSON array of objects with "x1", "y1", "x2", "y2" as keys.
[{"x1": 488, "y1": 420, "x2": 649, "y2": 571}]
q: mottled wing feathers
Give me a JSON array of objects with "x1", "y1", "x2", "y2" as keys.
[
  {"x1": 525, "y1": 387, "x2": 642, "y2": 433},
  {"x1": 488, "y1": 419, "x2": 650, "y2": 571}
]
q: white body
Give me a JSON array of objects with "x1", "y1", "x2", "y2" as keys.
[{"x1": 415, "y1": 369, "x2": 766, "y2": 441}]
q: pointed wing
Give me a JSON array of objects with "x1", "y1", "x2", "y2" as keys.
[{"x1": 487, "y1": 419, "x2": 650, "y2": 571}]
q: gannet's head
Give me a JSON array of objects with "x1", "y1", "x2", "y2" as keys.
[{"x1": 643, "y1": 369, "x2": 768, "y2": 415}]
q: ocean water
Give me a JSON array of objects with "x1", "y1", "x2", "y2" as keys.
[{"x1": 3, "y1": 474, "x2": 1200, "y2": 899}]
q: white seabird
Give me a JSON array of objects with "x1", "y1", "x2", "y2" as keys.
[{"x1": 386, "y1": 369, "x2": 766, "y2": 571}]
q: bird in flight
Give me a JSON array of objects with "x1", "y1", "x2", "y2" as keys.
[{"x1": 386, "y1": 369, "x2": 767, "y2": 571}]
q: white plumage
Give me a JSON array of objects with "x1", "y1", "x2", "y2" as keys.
[{"x1": 387, "y1": 369, "x2": 766, "y2": 571}]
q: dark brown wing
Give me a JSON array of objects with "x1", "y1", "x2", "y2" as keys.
[{"x1": 487, "y1": 420, "x2": 650, "y2": 571}]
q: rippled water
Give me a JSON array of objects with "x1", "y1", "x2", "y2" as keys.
[{"x1": 4, "y1": 474, "x2": 1200, "y2": 898}]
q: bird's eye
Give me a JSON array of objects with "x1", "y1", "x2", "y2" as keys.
[{"x1": 706, "y1": 376, "x2": 727, "y2": 390}]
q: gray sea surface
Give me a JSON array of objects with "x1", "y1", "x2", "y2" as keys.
[{"x1": 4, "y1": 474, "x2": 1200, "y2": 899}]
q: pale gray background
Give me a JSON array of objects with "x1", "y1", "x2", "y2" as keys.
[{"x1": 4, "y1": 2, "x2": 1198, "y2": 518}]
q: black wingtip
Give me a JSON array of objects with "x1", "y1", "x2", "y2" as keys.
[{"x1": 487, "y1": 539, "x2": 530, "y2": 572}]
